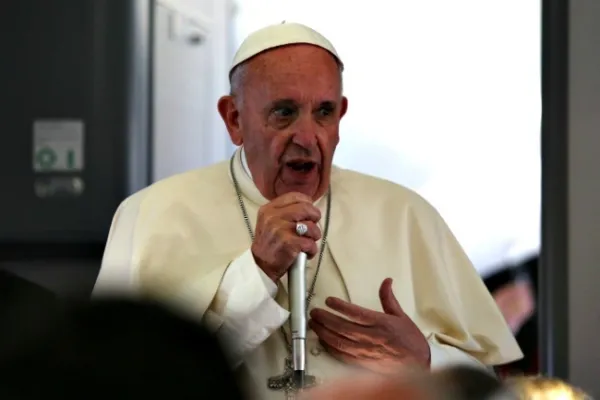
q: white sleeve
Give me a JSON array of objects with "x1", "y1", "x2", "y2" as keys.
[
  {"x1": 428, "y1": 339, "x2": 491, "y2": 372},
  {"x1": 93, "y1": 196, "x2": 288, "y2": 365},
  {"x1": 205, "y1": 249, "x2": 290, "y2": 366},
  {"x1": 92, "y1": 196, "x2": 143, "y2": 298}
]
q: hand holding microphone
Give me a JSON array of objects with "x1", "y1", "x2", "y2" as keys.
[
  {"x1": 251, "y1": 192, "x2": 321, "y2": 389},
  {"x1": 251, "y1": 192, "x2": 322, "y2": 283}
]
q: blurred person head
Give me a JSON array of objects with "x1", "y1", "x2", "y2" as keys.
[
  {"x1": 0, "y1": 298, "x2": 244, "y2": 400},
  {"x1": 218, "y1": 22, "x2": 348, "y2": 201},
  {"x1": 506, "y1": 376, "x2": 592, "y2": 400},
  {"x1": 304, "y1": 365, "x2": 515, "y2": 400}
]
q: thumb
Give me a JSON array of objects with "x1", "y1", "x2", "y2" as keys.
[{"x1": 379, "y1": 278, "x2": 404, "y2": 316}]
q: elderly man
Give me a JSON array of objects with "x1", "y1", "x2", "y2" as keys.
[{"x1": 93, "y1": 22, "x2": 522, "y2": 399}]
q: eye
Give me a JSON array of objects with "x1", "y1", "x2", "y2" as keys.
[
  {"x1": 273, "y1": 107, "x2": 296, "y2": 118},
  {"x1": 316, "y1": 104, "x2": 335, "y2": 117}
]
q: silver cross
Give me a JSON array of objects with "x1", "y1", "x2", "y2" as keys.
[{"x1": 268, "y1": 356, "x2": 317, "y2": 399}]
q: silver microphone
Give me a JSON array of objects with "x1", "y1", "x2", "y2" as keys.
[{"x1": 289, "y1": 251, "x2": 308, "y2": 388}]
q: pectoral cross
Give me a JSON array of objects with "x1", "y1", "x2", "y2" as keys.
[{"x1": 268, "y1": 356, "x2": 317, "y2": 399}]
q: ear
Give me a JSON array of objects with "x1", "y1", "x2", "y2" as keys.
[
  {"x1": 339, "y1": 96, "x2": 349, "y2": 119},
  {"x1": 217, "y1": 95, "x2": 243, "y2": 146}
]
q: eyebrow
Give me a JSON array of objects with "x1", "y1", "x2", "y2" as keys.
[
  {"x1": 268, "y1": 99, "x2": 297, "y2": 111},
  {"x1": 265, "y1": 98, "x2": 339, "y2": 112},
  {"x1": 318, "y1": 101, "x2": 337, "y2": 110}
]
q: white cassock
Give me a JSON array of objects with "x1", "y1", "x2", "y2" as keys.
[
  {"x1": 333, "y1": 135, "x2": 541, "y2": 279},
  {"x1": 93, "y1": 147, "x2": 522, "y2": 400}
]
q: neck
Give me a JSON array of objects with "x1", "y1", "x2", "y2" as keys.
[{"x1": 241, "y1": 147, "x2": 252, "y2": 179}]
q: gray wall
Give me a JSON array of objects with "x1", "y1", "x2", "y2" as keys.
[
  {"x1": 152, "y1": 0, "x2": 235, "y2": 182},
  {"x1": 568, "y1": 0, "x2": 600, "y2": 394},
  {"x1": 153, "y1": 2, "x2": 214, "y2": 181},
  {"x1": 543, "y1": 0, "x2": 600, "y2": 395}
]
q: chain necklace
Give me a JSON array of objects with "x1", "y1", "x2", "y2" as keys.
[{"x1": 229, "y1": 154, "x2": 332, "y2": 397}]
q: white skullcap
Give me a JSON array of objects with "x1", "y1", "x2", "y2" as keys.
[{"x1": 229, "y1": 21, "x2": 343, "y2": 76}]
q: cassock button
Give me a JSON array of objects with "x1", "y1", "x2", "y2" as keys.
[{"x1": 311, "y1": 347, "x2": 322, "y2": 356}]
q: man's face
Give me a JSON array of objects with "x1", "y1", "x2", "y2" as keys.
[{"x1": 219, "y1": 44, "x2": 348, "y2": 201}]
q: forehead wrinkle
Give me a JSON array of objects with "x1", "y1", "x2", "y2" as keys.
[
  {"x1": 268, "y1": 85, "x2": 338, "y2": 103},
  {"x1": 242, "y1": 45, "x2": 341, "y2": 97},
  {"x1": 245, "y1": 72, "x2": 340, "y2": 107}
]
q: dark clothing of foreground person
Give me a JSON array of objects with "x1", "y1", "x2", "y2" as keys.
[{"x1": 0, "y1": 297, "x2": 244, "y2": 400}]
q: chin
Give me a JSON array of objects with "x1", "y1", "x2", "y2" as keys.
[
  {"x1": 282, "y1": 185, "x2": 318, "y2": 197},
  {"x1": 274, "y1": 180, "x2": 323, "y2": 200}
]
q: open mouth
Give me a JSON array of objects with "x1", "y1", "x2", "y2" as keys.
[{"x1": 286, "y1": 161, "x2": 317, "y2": 173}]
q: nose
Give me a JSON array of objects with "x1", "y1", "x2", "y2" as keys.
[{"x1": 291, "y1": 118, "x2": 319, "y2": 149}]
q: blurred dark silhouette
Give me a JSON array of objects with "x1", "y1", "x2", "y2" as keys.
[
  {"x1": 433, "y1": 365, "x2": 511, "y2": 400},
  {"x1": 0, "y1": 269, "x2": 62, "y2": 361},
  {"x1": 306, "y1": 365, "x2": 514, "y2": 400},
  {"x1": 484, "y1": 255, "x2": 539, "y2": 375},
  {"x1": 0, "y1": 296, "x2": 244, "y2": 400}
]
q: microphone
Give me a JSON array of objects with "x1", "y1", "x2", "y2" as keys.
[{"x1": 289, "y1": 251, "x2": 308, "y2": 389}]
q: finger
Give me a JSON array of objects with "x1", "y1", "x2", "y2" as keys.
[
  {"x1": 301, "y1": 239, "x2": 319, "y2": 259},
  {"x1": 288, "y1": 237, "x2": 318, "y2": 259},
  {"x1": 309, "y1": 320, "x2": 374, "y2": 358},
  {"x1": 309, "y1": 308, "x2": 373, "y2": 343},
  {"x1": 325, "y1": 297, "x2": 379, "y2": 326},
  {"x1": 325, "y1": 347, "x2": 411, "y2": 376},
  {"x1": 271, "y1": 192, "x2": 314, "y2": 208},
  {"x1": 321, "y1": 344, "x2": 364, "y2": 365},
  {"x1": 379, "y1": 278, "x2": 404, "y2": 317},
  {"x1": 287, "y1": 220, "x2": 321, "y2": 241},
  {"x1": 279, "y1": 203, "x2": 322, "y2": 223},
  {"x1": 324, "y1": 346, "x2": 394, "y2": 375}
]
